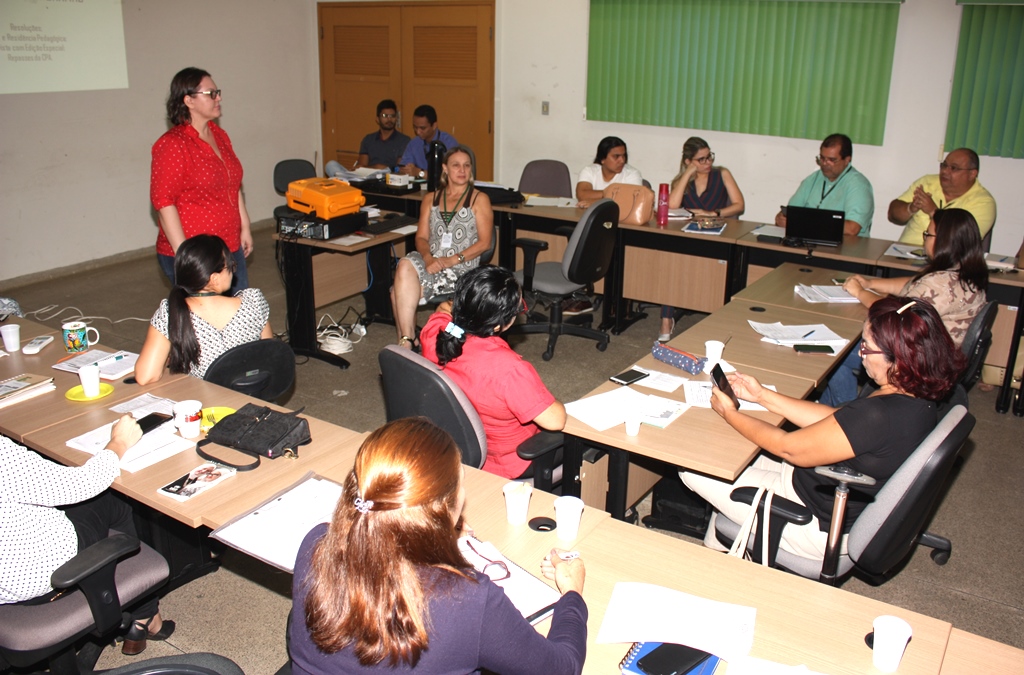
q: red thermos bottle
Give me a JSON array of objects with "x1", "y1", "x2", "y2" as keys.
[{"x1": 657, "y1": 183, "x2": 669, "y2": 227}]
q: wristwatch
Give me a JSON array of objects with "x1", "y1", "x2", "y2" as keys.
[
  {"x1": 418, "y1": 170, "x2": 425, "y2": 179},
  {"x1": 457, "y1": 253, "x2": 466, "y2": 264}
]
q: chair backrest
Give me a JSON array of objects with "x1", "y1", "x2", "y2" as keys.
[
  {"x1": 562, "y1": 199, "x2": 619, "y2": 286},
  {"x1": 641, "y1": 178, "x2": 652, "y2": 189},
  {"x1": 981, "y1": 226, "x2": 992, "y2": 253},
  {"x1": 518, "y1": 159, "x2": 573, "y2": 198},
  {"x1": 958, "y1": 300, "x2": 998, "y2": 389},
  {"x1": 378, "y1": 345, "x2": 487, "y2": 468},
  {"x1": 273, "y1": 159, "x2": 316, "y2": 195},
  {"x1": 847, "y1": 405, "x2": 975, "y2": 576},
  {"x1": 203, "y1": 339, "x2": 296, "y2": 403}
]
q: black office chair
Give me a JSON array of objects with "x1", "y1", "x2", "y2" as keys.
[
  {"x1": 102, "y1": 653, "x2": 244, "y2": 675},
  {"x1": 0, "y1": 534, "x2": 170, "y2": 675},
  {"x1": 958, "y1": 300, "x2": 998, "y2": 390},
  {"x1": 204, "y1": 339, "x2": 296, "y2": 403},
  {"x1": 273, "y1": 159, "x2": 317, "y2": 226},
  {"x1": 712, "y1": 405, "x2": 975, "y2": 585},
  {"x1": 510, "y1": 199, "x2": 618, "y2": 361},
  {"x1": 378, "y1": 345, "x2": 562, "y2": 491},
  {"x1": 518, "y1": 160, "x2": 573, "y2": 198}
]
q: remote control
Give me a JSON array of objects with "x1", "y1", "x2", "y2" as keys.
[{"x1": 22, "y1": 335, "x2": 54, "y2": 355}]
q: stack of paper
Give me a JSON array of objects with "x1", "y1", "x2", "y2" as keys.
[
  {"x1": 566, "y1": 386, "x2": 691, "y2": 431},
  {"x1": 884, "y1": 243, "x2": 926, "y2": 260},
  {"x1": 795, "y1": 284, "x2": 860, "y2": 303},
  {"x1": 0, "y1": 373, "x2": 55, "y2": 409},
  {"x1": 52, "y1": 349, "x2": 138, "y2": 380},
  {"x1": 67, "y1": 420, "x2": 193, "y2": 473},
  {"x1": 985, "y1": 253, "x2": 1017, "y2": 271},
  {"x1": 524, "y1": 195, "x2": 575, "y2": 207},
  {"x1": 747, "y1": 320, "x2": 849, "y2": 353},
  {"x1": 668, "y1": 207, "x2": 692, "y2": 219},
  {"x1": 458, "y1": 536, "x2": 560, "y2": 624}
]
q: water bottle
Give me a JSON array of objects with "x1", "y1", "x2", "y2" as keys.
[
  {"x1": 426, "y1": 140, "x2": 447, "y2": 192},
  {"x1": 657, "y1": 183, "x2": 670, "y2": 227}
]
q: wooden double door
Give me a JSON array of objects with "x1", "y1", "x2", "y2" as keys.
[{"x1": 318, "y1": 1, "x2": 495, "y2": 179}]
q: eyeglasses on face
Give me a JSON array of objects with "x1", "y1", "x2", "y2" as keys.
[
  {"x1": 923, "y1": 231, "x2": 937, "y2": 239},
  {"x1": 379, "y1": 113, "x2": 397, "y2": 119},
  {"x1": 858, "y1": 343, "x2": 885, "y2": 357},
  {"x1": 815, "y1": 155, "x2": 843, "y2": 166},
  {"x1": 939, "y1": 162, "x2": 970, "y2": 173},
  {"x1": 223, "y1": 259, "x2": 238, "y2": 274},
  {"x1": 693, "y1": 153, "x2": 715, "y2": 164},
  {"x1": 191, "y1": 89, "x2": 222, "y2": 99},
  {"x1": 464, "y1": 539, "x2": 511, "y2": 582},
  {"x1": 519, "y1": 297, "x2": 528, "y2": 315}
]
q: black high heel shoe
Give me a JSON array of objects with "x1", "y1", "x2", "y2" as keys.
[{"x1": 121, "y1": 616, "x2": 176, "y2": 656}]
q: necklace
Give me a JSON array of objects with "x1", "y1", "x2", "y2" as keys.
[{"x1": 190, "y1": 291, "x2": 220, "y2": 297}]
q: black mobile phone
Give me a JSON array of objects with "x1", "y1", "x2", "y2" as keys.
[
  {"x1": 793, "y1": 344, "x2": 835, "y2": 355},
  {"x1": 136, "y1": 412, "x2": 172, "y2": 435},
  {"x1": 610, "y1": 367, "x2": 650, "y2": 386},
  {"x1": 710, "y1": 363, "x2": 740, "y2": 409},
  {"x1": 637, "y1": 643, "x2": 712, "y2": 675}
]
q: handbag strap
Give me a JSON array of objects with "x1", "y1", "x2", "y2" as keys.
[{"x1": 195, "y1": 438, "x2": 261, "y2": 472}]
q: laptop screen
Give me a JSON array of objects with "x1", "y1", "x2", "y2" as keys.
[{"x1": 785, "y1": 205, "x2": 845, "y2": 246}]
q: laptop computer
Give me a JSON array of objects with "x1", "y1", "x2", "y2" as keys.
[{"x1": 784, "y1": 205, "x2": 845, "y2": 247}]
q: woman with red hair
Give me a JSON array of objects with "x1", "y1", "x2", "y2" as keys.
[
  {"x1": 290, "y1": 418, "x2": 587, "y2": 674},
  {"x1": 682, "y1": 296, "x2": 966, "y2": 563}
]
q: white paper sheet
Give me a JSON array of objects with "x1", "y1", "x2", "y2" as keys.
[
  {"x1": 747, "y1": 321, "x2": 849, "y2": 353},
  {"x1": 212, "y1": 475, "x2": 344, "y2": 572},
  {"x1": 458, "y1": 537, "x2": 560, "y2": 623},
  {"x1": 66, "y1": 421, "x2": 194, "y2": 473},
  {"x1": 795, "y1": 284, "x2": 860, "y2": 304},
  {"x1": 595, "y1": 582, "x2": 757, "y2": 663},
  {"x1": 110, "y1": 393, "x2": 175, "y2": 417},
  {"x1": 566, "y1": 386, "x2": 648, "y2": 431},
  {"x1": 524, "y1": 196, "x2": 575, "y2": 207},
  {"x1": 683, "y1": 381, "x2": 774, "y2": 412},
  {"x1": 725, "y1": 656, "x2": 828, "y2": 675},
  {"x1": 752, "y1": 224, "x2": 786, "y2": 238},
  {"x1": 632, "y1": 366, "x2": 687, "y2": 393},
  {"x1": 884, "y1": 243, "x2": 926, "y2": 260}
]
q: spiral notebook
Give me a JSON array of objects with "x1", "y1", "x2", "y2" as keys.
[{"x1": 620, "y1": 642, "x2": 721, "y2": 675}]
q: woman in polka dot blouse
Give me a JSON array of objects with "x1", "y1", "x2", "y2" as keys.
[{"x1": 150, "y1": 67, "x2": 253, "y2": 292}]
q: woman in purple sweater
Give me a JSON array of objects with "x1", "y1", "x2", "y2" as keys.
[{"x1": 289, "y1": 418, "x2": 588, "y2": 674}]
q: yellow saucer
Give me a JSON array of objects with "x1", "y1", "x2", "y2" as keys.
[
  {"x1": 200, "y1": 406, "x2": 236, "y2": 432},
  {"x1": 65, "y1": 383, "x2": 115, "y2": 401}
]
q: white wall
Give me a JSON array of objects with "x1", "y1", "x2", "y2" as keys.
[
  {"x1": 494, "y1": 0, "x2": 1023, "y2": 256},
  {"x1": 0, "y1": 0, "x2": 321, "y2": 283},
  {"x1": 3, "y1": 0, "x2": 1022, "y2": 283}
]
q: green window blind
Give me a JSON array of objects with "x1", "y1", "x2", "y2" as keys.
[
  {"x1": 586, "y1": 0, "x2": 901, "y2": 145},
  {"x1": 945, "y1": 5, "x2": 1024, "y2": 158}
]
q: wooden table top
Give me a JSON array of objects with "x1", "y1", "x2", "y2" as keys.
[
  {"x1": 272, "y1": 228, "x2": 408, "y2": 254},
  {"x1": 620, "y1": 217, "x2": 763, "y2": 244},
  {"x1": 670, "y1": 301, "x2": 864, "y2": 387},
  {"x1": 572, "y1": 518, "x2": 951, "y2": 675},
  {"x1": 940, "y1": 628, "x2": 1024, "y2": 674},
  {"x1": 731, "y1": 263, "x2": 871, "y2": 323},
  {"x1": 564, "y1": 353, "x2": 815, "y2": 482}
]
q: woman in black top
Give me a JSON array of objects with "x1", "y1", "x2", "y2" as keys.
[{"x1": 681, "y1": 296, "x2": 966, "y2": 562}]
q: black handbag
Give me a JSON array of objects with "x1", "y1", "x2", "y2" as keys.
[{"x1": 195, "y1": 403, "x2": 311, "y2": 471}]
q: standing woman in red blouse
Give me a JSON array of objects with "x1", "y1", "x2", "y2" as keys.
[{"x1": 151, "y1": 67, "x2": 252, "y2": 292}]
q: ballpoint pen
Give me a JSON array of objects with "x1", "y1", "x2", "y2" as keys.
[
  {"x1": 94, "y1": 353, "x2": 127, "y2": 367},
  {"x1": 802, "y1": 330, "x2": 814, "y2": 338}
]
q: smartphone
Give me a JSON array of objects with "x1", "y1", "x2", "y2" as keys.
[
  {"x1": 710, "y1": 363, "x2": 740, "y2": 409},
  {"x1": 610, "y1": 367, "x2": 650, "y2": 386},
  {"x1": 793, "y1": 344, "x2": 835, "y2": 355},
  {"x1": 637, "y1": 643, "x2": 712, "y2": 675},
  {"x1": 136, "y1": 412, "x2": 172, "y2": 435}
]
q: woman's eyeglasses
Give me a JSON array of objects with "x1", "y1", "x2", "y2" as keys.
[
  {"x1": 693, "y1": 153, "x2": 715, "y2": 164},
  {"x1": 191, "y1": 89, "x2": 222, "y2": 99},
  {"x1": 464, "y1": 539, "x2": 510, "y2": 581},
  {"x1": 859, "y1": 344, "x2": 885, "y2": 357}
]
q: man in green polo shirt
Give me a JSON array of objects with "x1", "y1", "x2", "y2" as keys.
[
  {"x1": 774, "y1": 133, "x2": 874, "y2": 237},
  {"x1": 889, "y1": 148, "x2": 996, "y2": 246}
]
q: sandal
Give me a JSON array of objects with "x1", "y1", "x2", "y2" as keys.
[{"x1": 121, "y1": 615, "x2": 176, "y2": 656}]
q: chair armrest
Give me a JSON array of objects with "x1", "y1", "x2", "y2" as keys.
[
  {"x1": 517, "y1": 431, "x2": 563, "y2": 493},
  {"x1": 516, "y1": 431, "x2": 563, "y2": 460},
  {"x1": 729, "y1": 487, "x2": 812, "y2": 567},
  {"x1": 553, "y1": 225, "x2": 575, "y2": 239},
  {"x1": 513, "y1": 237, "x2": 549, "y2": 292},
  {"x1": 730, "y1": 487, "x2": 812, "y2": 526},
  {"x1": 50, "y1": 533, "x2": 140, "y2": 589}
]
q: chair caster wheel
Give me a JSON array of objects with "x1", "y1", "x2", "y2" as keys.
[
  {"x1": 930, "y1": 550, "x2": 950, "y2": 565},
  {"x1": 542, "y1": 351, "x2": 554, "y2": 361},
  {"x1": 597, "y1": 341, "x2": 608, "y2": 352}
]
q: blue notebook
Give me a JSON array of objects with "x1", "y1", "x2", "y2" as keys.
[{"x1": 620, "y1": 641, "x2": 720, "y2": 675}]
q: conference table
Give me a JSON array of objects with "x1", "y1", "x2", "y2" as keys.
[{"x1": 7, "y1": 321, "x2": 1021, "y2": 674}]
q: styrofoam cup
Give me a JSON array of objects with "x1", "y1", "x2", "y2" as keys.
[
  {"x1": 502, "y1": 481, "x2": 533, "y2": 525},
  {"x1": 554, "y1": 495, "x2": 585, "y2": 542},
  {"x1": 0, "y1": 324, "x2": 20, "y2": 352},
  {"x1": 705, "y1": 340, "x2": 725, "y2": 366},
  {"x1": 872, "y1": 615, "x2": 913, "y2": 673},
  {"x1": 173, "y1": 399, "x2": 203, "y2": 439},
  {"x1": 78, "y1": 364, "x2": 101, "y2": 398},
  {"x1": 624, "y1": 408, "x2": 642, "y2": 436}
]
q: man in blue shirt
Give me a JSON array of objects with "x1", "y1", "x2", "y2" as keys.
[
  {"x1": 399, "y1": 104, "x2": 458, "y2": 177},
  {"x1": 775, "y1": 133, "x2": 874, "y2": 237}
]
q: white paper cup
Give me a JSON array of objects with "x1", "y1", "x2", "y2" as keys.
[
  {"x1": 173, "y1": 399, "x2": 203, "y2": 439},
  {"x1": 705, "y1": 340, "x2": 725, "y2": 367},
  {"x1": 554, "y1": 495, "x2": 585, "y2": 542},
  {"x1": 0, "y1": 324, "x2": 21, "y2": 352},
  {"x1": 502, "y1": 481, "x2": 533, "y2": 525},
  {"x1": 624, "y1": 408, "x2": 642, "y2": 436},
  {"x1": 872, "y1": 615, "x2": 913, "y2": 673},
  {"x1": 78, "y1": 364, "x2": 101, "y2": 398}
]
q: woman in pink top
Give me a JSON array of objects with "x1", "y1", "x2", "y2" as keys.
[
  {"x1": 419, "y1": 267, "x2": 566, "y2": 479},
  {"x1": 151, "y1": 67, "x2": 252, "y2": 292}
]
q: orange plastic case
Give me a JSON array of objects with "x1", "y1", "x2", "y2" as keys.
[{"x1": 286, "y1": 178, "x2": 366, "y2": 219}]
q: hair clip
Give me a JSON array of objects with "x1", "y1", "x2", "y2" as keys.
[
  {"x1": 444, "y1": 321, "x2": 465, "y2": 339},
  {"x1": 354, "y1": 497, "x2": 374, "y2": 514},
  {"x1": 896, "y1": 300, "x2": 917, "y2": 315}
]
